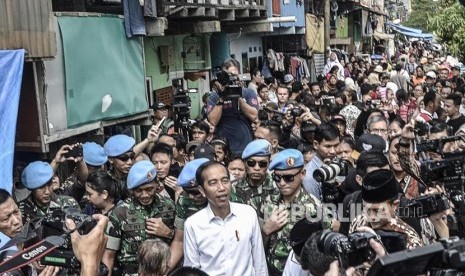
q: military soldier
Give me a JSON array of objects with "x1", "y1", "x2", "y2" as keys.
[
  {"x1": 104, "y1": 134, "x2": 137, "y2": 201},
  {"x1": 19, "y1": 161, "x2": 81, "y2": 223},
  {"x1": 235, "y1": 139, "x2": 279, "y2": 213},
  {"x1": 103, "y1": 160, "x2": 175, "y2": 275},
  {"x1": 349, "y1": 169, "x2": 422, "y2": 249},
  {"x1": 258, "y1": 149, "x2": 329, "y2": 275},
  {"x1": 170, "y1": 158, "x2": 210, "y2": 269},
  {"x1": 104, "y1": 130, "x2": 159, "y2": 201}
]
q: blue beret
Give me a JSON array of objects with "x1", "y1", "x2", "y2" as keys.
[
  {"x1": 177, "y1": 158, "x2": 210, "y2": 187},
  {"x1": 127, "y1": 160, "x2": 157, "y2": 190},
  {"x1": 241, "y1": 139, "x2": 272, "y2": 160},
  {"x1": 21, "y1": 161, "x2": 54, "y2": 190},
  {"x1": 269, "y1": 149, "x2": 304, "y2": 170},
  {"x1": 83, "y1": 142, "x2": 108, "y2": 166},
  {"x1": 104, "y1": 134, "x2": 135, "y2": 157}
]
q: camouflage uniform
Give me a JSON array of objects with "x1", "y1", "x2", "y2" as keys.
[
  {"x1": 19, "y1": 193, "x2": 81, "y2": 223},
  {"x1": 56, "y1": 172, "x2": 89, "y2": 208},
  {"x1": 349, "y1": 214, "x2": 423, "y2": 249},
  {"x1": 107, "y1": 169, "x2": 131, "y2": 200},
  {"x1": 174, "y1": 188, "x2": 243, "y2": 231},
  {"x1": 174, "y1": 193, "x2": 206, "y2": 231},
  {"x1": 259, "y1": 188, "x2": 329, "y2": 275},
  {"x1": 235, "y1": 173, "x2": 279, "y2": 213},
  {"x1": 106, "y1": 194, "x2": 175, "y2": 275}
]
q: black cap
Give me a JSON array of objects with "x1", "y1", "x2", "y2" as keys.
[
  {"x1": 193, "y1": 143, "x2": 216, "y2": 161},
  {"x1": 290, "y1": 219, "x2": 323, "y2": 257},
  {"x1": 362, "y1": 169, "x2": 400, "y2": 203},
  {"x1": 301, "y1": 121, "x2": 317, "y2": 133}
]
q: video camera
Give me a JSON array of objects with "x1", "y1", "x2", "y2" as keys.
[
  {"x1": 399, "y1": 193, "x2": 450, "y2": 218},
  {"x1": 216, "y1": 71, "x2": 250, "y2": 99},
  {"x1": 367, "y1": 237, "x2": 465, "y2": 276},
  {"x1": 318, "y1": 230, "x2": 380, "y2": 269},
  {"x1": 417, "y1": 135, "x2": 465, "y2": 187},
  {"x1": 34, "y1": 208, "x2": 97, "y2": 269},
  {"x1": 172, "y1": 88, "x2": 193, "y2": 137}
]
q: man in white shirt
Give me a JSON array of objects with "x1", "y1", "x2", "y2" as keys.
[{"x1": 183, "y1": 161, "x2": 268, "y2": 276}]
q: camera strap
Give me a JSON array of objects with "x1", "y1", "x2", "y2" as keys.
[
  {"x1": 0, "y1": 222, "x2": 37, "y2": 252},
  {"x1": 0, "y1": 235, "x2": 65, "y2": 274}
]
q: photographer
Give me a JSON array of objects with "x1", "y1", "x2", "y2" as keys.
[
  {"x1": 319, "y1": 227, "x2": 387, "y2": 276},
  {"x1": 66, "y1": 214, "x2": 109, "y2": 276},
  {"x1": 302, "y1": 123, "x2": 340, "y2": 201},
  {"x1": 51, "y1": 143, "x2": 96, "y2": 203},
  {"x1": 207, "y1": 59, "x2": 259, "y2": 155}
]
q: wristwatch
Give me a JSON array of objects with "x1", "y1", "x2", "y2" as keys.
[
  {"x1": 216, "y1": 100, "x2": 224, "y2": 106},
  {"x1": 168, "y1": 228, "x2": 175, "y2": 240}
]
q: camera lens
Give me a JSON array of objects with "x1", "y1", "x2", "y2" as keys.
[
  {"x1": 318, "y1": 230, "x2": 348, "y2": 256},
  {"x1": 313, "y1": 163, "x2": 341, "y2": 182}
]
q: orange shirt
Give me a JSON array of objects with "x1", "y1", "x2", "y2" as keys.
[{"x1": 412, "y1": 76, "x2": 426, "y2": 86}]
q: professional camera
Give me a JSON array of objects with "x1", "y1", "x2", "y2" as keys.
[
  {"x1": 290, "y1": 107, "x2": 305, "y2": 117},
  {"x1": 313, "y1": 159, "x2": 349, "y2": 183},
  {"x1": 172, "y1": 88, "x2": 193, "y2": 138},
  {"x1": 36, "y1": 208, "x2": 97, "y2": 269},
  {"x1": 399, "y1": 193, "x2": 450, "y2": 218},
  {"x1": 367, "y1": 237, "x2": 465, "y2": 276},
  {"x1": 318, "y1": 230, "x2": 379, "y2": 268},
  {"x1": 216, "y1": 71, "x2": 250, "y2": 99},
  {"x1": 417, "y1": 135, "x2": 465, "y2": 187},
  {"x1": 414, "y1": 121, "x2": 431, "y2": 137},
  {"x1": 420, "y1": 156, "x2": 464, "y2": 187},
  {"x1": 321, "y1": 96, "x2": 340, "y2": 114}
]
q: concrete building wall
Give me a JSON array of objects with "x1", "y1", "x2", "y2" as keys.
[{"x1": 229, "y1": 34, "x2": 264, "y2": 73}]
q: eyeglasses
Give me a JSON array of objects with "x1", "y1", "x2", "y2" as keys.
[
  {"x1": 246, "y1": 160, "x2": 269, "y2": 168},
  {"x1": 115, "y1": 152, "x2": 135, "y2": 162},
  {"x1": 272, "y1": 169, "x2": 302, "y2": 183},
  {"x1": 370, "y1": 129, "x2": 389, "y2": 135}
]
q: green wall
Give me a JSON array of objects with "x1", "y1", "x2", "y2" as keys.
[
  {"x1": 336, "y1": 16, "x2": 349, "y2": 38},
  {"x1": 144, "y1": 34, "x2": 212, "y2": 119}
]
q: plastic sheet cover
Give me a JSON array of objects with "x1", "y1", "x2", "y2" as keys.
[
  {"x1": 0, "y1": 49, "x2": 25, "y2": 194},
  {"x1": 57, "y1": 16, "x2": 148, "y2": 127}
]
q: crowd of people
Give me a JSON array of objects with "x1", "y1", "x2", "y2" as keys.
[{"x1": 1, "y1": 45, "x2": 465, "y2": 276}]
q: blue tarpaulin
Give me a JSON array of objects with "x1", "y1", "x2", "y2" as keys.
[
  {"x1": 387, "y1": 22, "x2": 434, "y2": 40},
  {"x1": 0, "y1": 50, "x2": 25, "y2": 194}
]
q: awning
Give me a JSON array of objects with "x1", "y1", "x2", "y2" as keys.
[{"x1": 386, "y1": 22, "x2": 433, "y2": 40}]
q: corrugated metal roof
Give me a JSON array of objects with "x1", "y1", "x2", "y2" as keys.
[{"x1": 0, "y1": 0, "x2": 56, "y2": 58}]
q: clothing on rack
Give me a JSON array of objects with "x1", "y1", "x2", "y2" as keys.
[
  {"x1": 289, "y1": 55, "x2": 310, "y2": 82},
  {"x1": 267, "y1": 49, "x2": 285, "y2": 72}
]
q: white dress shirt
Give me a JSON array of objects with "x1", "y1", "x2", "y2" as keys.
[
  {"x1": 183, "y1": 202, "x2": 268, "y2": 276},
  {"x1": 283, "y1": 250, "x2": 312, "y2": 276}
]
